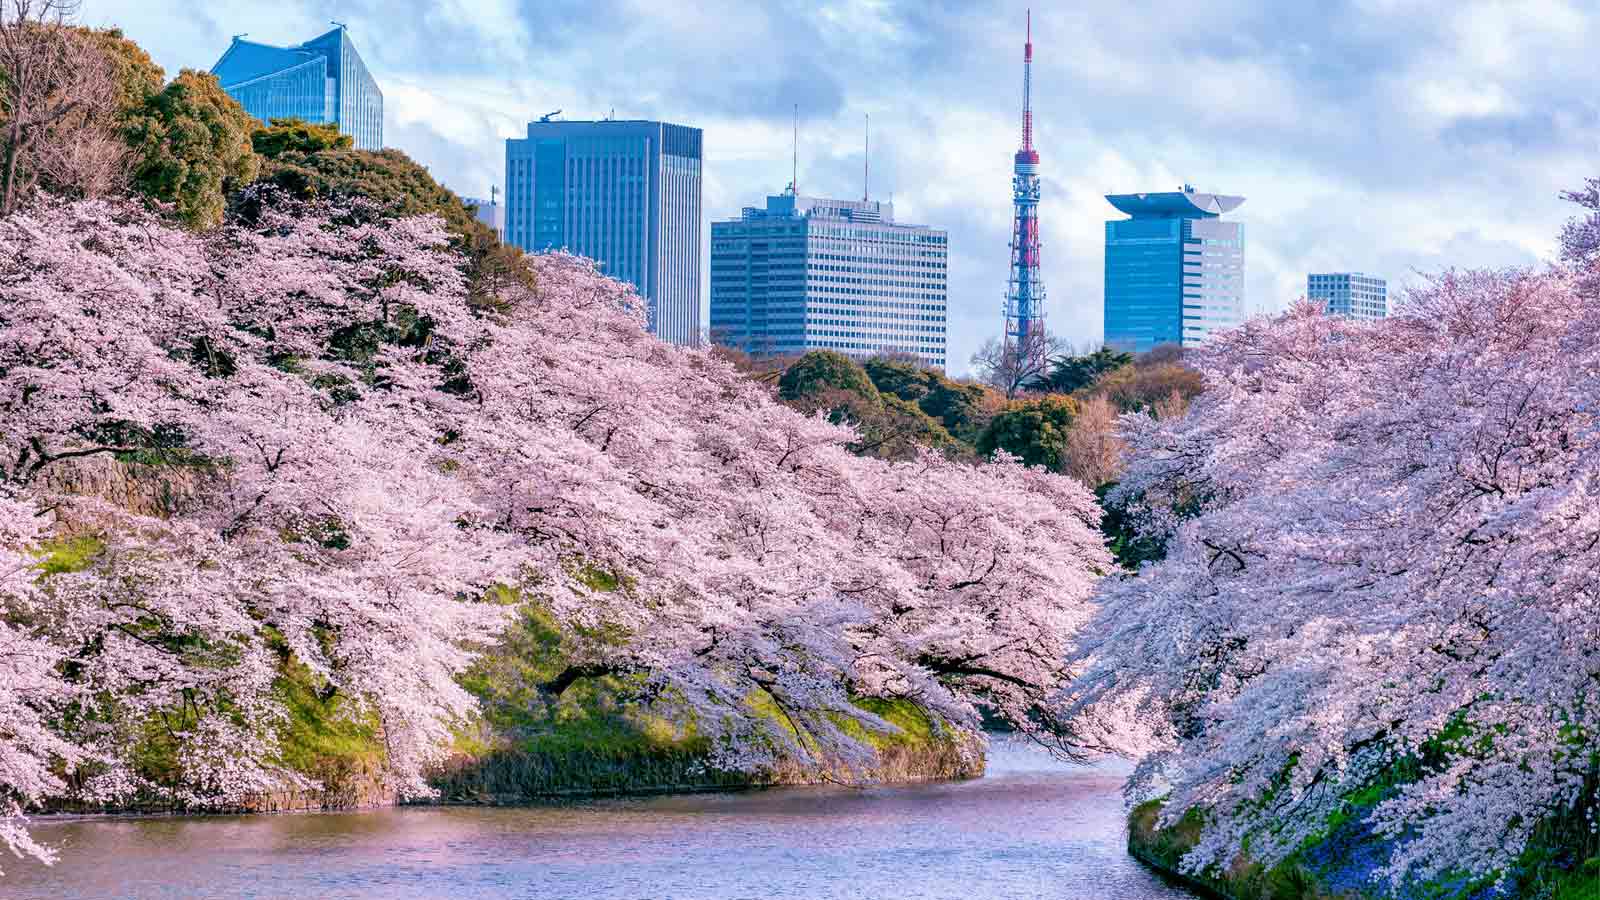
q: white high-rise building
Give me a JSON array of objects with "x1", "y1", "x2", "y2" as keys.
[
  {"x1": 709, "y1": 192, "x2": 948, "y2": 369},
  {"x1": 1308, "y1": 272, "x2": 1387, "y2": 320}
]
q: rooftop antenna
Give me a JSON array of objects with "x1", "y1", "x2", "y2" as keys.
[
  {"x1": 330, "y1": 20, "x2": 347, "y2": 30},
  {"x1": 490, "y1": 185, "x2": 498, "y2": 205},
  {"x1": 539, "y1": 109, "x2": 561, "y2": 122},
  {"x1": 863, "y1": 113, "x2": 870, "y2": 202},
  {"x1": 232, "y1": 32, "x2": 249, "y2": 41},
  {"x1": 791, "y1": 103, "x2": 799, "y2": 196}
]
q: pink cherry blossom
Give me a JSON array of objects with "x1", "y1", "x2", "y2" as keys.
[
  {"x1": 0, "y1": 195, "x2": 1112, "y2": 867},
  {"x1": 1071, "y1": 264, "x2": 1600, "y2": 887}
]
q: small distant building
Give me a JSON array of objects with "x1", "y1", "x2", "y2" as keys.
[
  {"x1": 504, "y1": 118, "x2": 703, "y2": 346},
  {"x1": 709, "y1": 191, "x2": 948, "y2": 369},
  {"x1": 1308, "y1": 272, "x2": 1387, "y2": 320},
  {"x1": 1104, "y1": 185, "x2": 1246, "y2": 353},
  {"x1": 463, "y1": 194, "x2": 505, "y2": 241},
  {"x1": 210, "y1": 26, "x2": 383, "y2": 150}
]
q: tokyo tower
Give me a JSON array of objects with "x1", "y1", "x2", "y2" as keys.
[{"x1": 1004, "y1": 10, "x2": 1045, "y2": 348}]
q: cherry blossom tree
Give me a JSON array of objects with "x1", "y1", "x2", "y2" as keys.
[
  {"x1": 0, "y1": 193, "x2": 1113, "y2": 866},
  {"x1": 1069, "y1": 259, "x2": 1600, "y2": 888}
]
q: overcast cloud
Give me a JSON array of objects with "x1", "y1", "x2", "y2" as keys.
[{"x1": 88, "y1": 0, "x2": 1599, "y2": 372}]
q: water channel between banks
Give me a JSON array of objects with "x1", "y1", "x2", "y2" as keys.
[{"x1": 10, "y1": 736, "x2": 1195, "y2": 900}]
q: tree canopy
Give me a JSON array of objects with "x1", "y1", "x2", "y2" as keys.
[
  {"x1": 251, "y1": 117, "x2": 353, "y2": 158},
  {"x1": 975, "y1": 395, "x2": 1078, "y2": 470},
  {"x1": 1070, "y1": 257, "x2": 1600, "y2": 890},
  {"x1": 125, "y1": 69, "x2": 259, "y2": 228},
  {"x1": 1030, "y1": 346, "x2": 1132, "y2": 394}
]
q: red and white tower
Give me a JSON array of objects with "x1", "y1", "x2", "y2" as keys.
[{"x1": 1004, "y1": 10, "x2": 1046, "y2": 348}]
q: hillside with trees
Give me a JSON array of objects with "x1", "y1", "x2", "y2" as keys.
[{"x1": 0, "y1": 10, "x2": 1115, "y2": 865}]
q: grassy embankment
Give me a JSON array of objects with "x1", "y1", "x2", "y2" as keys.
[
  {"x1": 1129, "y1": 785, "x2": 1600, "y2": 900},
  {"x1": 30, "y1": 499, "x2": 973, "y2": 810},
  {"x1": 431, "y1": 593, "x2": 978, "y2": 802}
]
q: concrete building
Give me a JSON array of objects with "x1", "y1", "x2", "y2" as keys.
[
  {"x1": 211, "y1": 26, "x2": 383, "y2": 150},
  {"x1": 1308, "y1": 272, "x2": 1387, "y2": 320},
  {"x1": 463, "y1": 194, "x2": 505, "y2": 241},
  {"x1": 1104, "y1": 185, "x2": 1245, "y2": 353},
  {"x1": 505, "y1": 118, "x2": 702, "y2": 346},
  {"x1": 709, "y1": 191, "x2": 948, "y2": 369}
]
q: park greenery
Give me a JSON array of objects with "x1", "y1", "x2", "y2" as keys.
[{"x1": 4, "y1": 5, "x2": 1600, "y2": 898}]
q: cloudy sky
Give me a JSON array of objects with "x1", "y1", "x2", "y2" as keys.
[{"x1": 91, "y1": 0, "x2": 1597, "y2": 372}]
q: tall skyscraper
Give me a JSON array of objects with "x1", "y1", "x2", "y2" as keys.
[
  {"x1": 504, "y1": 119, "x2": 703, "y2": 346},
  {"x1": 211, "y1": 27, "x2": 383, "y2": 150},
  {"x1": 1004, "y1": 11, "x2": 1046, "y2": 349},
  {"x1": 1104, "y1": 186, "x2": 1245, "y2": 353},
  {"x1": 1308, "y1": 272, "x2": 1387, "y2": 320},
  {"x1": 709, "y1": 192, "x2": 948, "y2": 369}
]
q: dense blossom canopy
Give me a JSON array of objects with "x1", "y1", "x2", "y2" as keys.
[
  {"x1": 0, "y1": 196, "x2": 1110, "y2": 867},
  {"x1": 1071, "y1": 263, "x2": 1600, "y2": 887}
]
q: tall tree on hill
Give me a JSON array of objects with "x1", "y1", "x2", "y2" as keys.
[
  {"x1": 124, "y1": 70, "x2": 259, "y2": 228},
  {"x1": 1030, "y1": 346, "x2": 1132, "y2": 394},
  {"x1": 0, "y1": 0, "x2": 121, "y2": 215},
  {"x1": 971, "y1": 328, "x2": 1063, "y2": 399},
  {"x1": 1562, "y1": 177, "x2": 1598, "y2": 297}
]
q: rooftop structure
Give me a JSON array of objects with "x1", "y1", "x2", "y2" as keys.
[{"x1": 211, "y1": 26, "x2": 383, "y2": 150}]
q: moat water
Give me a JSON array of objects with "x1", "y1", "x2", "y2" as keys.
[{"x1": 10, "y1": 737, "x2": 1192, "y2": 899}]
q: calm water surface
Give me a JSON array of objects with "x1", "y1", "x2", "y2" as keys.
[{"x1": 11, "y1": 737, "x2": 1191, "y2": 899}]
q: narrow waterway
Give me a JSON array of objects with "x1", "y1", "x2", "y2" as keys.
[{"x1": 10, "y1": 737, "x2": 1192, "y2": 899}]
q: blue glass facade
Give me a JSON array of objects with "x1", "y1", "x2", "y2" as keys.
[
  {"x1": 505, "y1": 120, "x2": 703, "y2": 346},
  {"x1": 211, "y1": 27, "x2": 383, "y2": 150},
  {"x1": 709, "y1": 193, "x2": 948, "y2": 369},
  {"x1": 1308, "y1": 272, "x2": 1387, "y2": 320},
  {"x1": 1104, "y1": 188, "x2": 1245, "y2": 354}
]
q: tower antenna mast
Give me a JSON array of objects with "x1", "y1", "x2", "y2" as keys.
[
  {"x1": 1004, "y1": 9, "x2": 1047, "y2": 351},
  {"x1": 863, "y1": 114, "x2": 870, "y2": 202},
  {"x1": 792, "y1": 104, "x2": 799, "y2": 195}
]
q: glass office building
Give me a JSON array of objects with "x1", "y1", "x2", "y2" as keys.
[
  {"x1": 1308, "y1": 272, "x2": 1387, "y2": 320},
  {"x1": 1104, "y1": 186, "x2": 1245, "y2": 353},
  {"x1": 505, "y1": 119, "x2": 702, "y2": 346},
  {"x1": 211, "y1": 27, "x2": 383, "y2": 150},
  {"x1": 709, "y1": 192, "x2": 948, "y2": 369}
]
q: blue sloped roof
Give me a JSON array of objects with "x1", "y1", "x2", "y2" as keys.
[
  {"x1": 211, "y1": 38, "x2": 315, "y2": 86},
  {"x1": 1105, "y1": 190, "x2": 1246, "y2": 219}
]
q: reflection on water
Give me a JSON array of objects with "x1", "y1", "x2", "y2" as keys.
[{"x1": 10, "y1": 736, "x2": 1190, "y2": 899}]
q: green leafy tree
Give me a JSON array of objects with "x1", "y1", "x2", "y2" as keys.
[
  {"x1": 863, "y1": 355, "x2": 993, "y2": 444},
  {"x1": 778, "y1": 350, "x2": 878, "y2": 403},
  {"x1": 126, "y1": 69, "x2": 259, "y2": 228},
  {"x1": 777, "y1": 351, "x2": 958, "y2": 459},
  {"x1": 251, "y1": 116, "x2": 352, "y2": 158},
  {"x1": 1032, "y1": 346, "x2": 1133, "y2": 394},
  {"x1": 1087, "y1": 347, "x2": 1205, "y2": 414},
  {"x1": 975, "y1": 394, "x2": 1078, "y2": 470}
]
